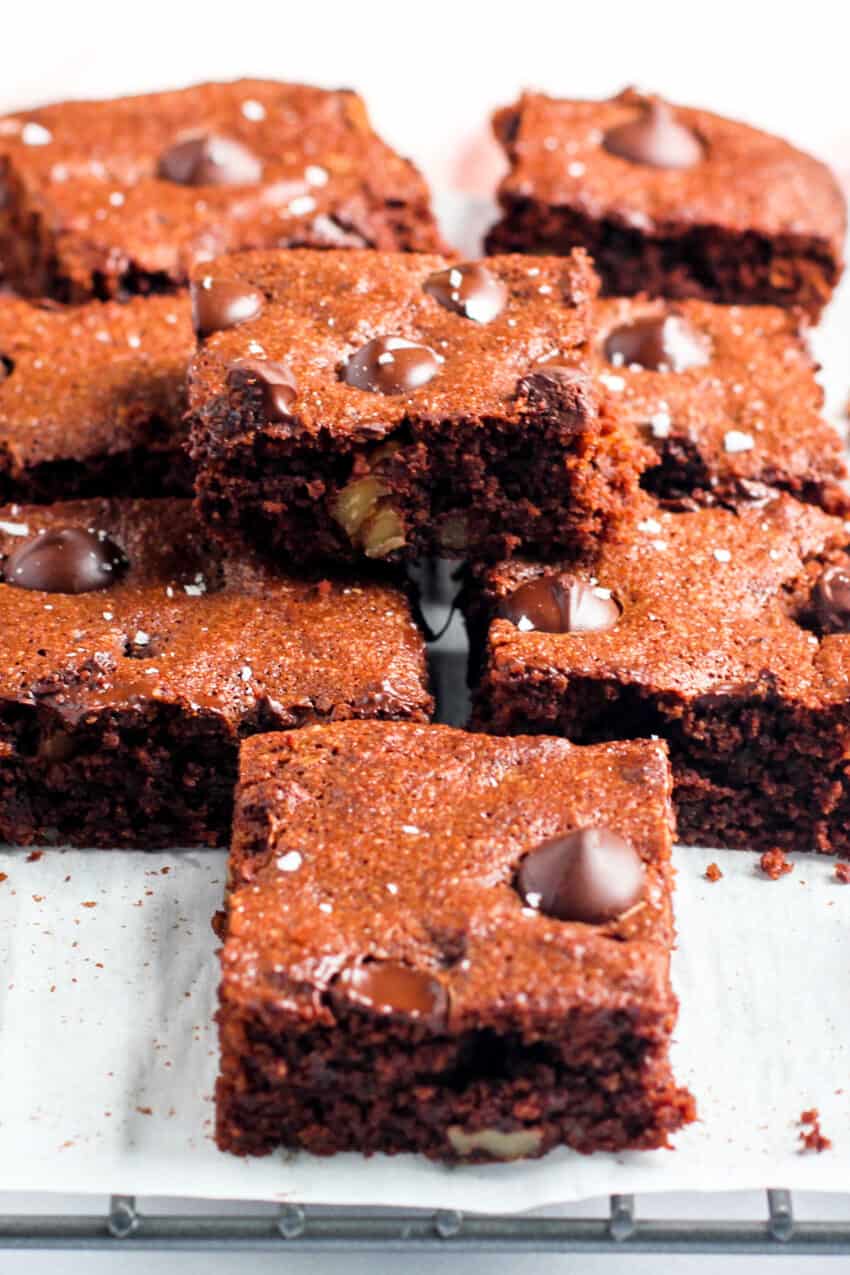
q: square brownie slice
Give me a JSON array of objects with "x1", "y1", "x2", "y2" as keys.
[
  {"x1": 592, "y1": 296, "x2": 849, "y2": 514},
  {"x1": 0, "y1": 80, "x2": 443, "y2": 302},
  {"x1": 0, "y1": 294, "x2": 194, "y2": 502},
  {"x1": 0, "y1": 500, "x2": 431, "y2": 848},
  {"x1": 469, "y1": 493, "x2": 850, "y2": 855},
  {"x1": 217, "y1": 721, "x2": 695, "y2": 1161},
  {"x1": 188, "y1": 248, "x2": 648, "y2": 566},
  {"x1": 486, "y1": 89, "x2": 846, "y2": 319}
]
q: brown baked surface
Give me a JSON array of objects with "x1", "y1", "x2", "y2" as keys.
[
  {"x1": 470, "y1": 493, "x2": 850, "y2": 853},
  {"x1": 0, "y1": 293, "x2": 194, "y2": 500},
  {"x1": 592, "y1": 295, "x2": 849, "y2": 512},
  {"x1": 188, "y1": 247, "x2": 648, "y2": 565},
  {"x1": 217, "y1": 720, "x2": 694, "y2": 1161},
  {"x1": 0, "y1": 499, "x2": 431, "y2": 847},
  {"x1": 486, "y1": 89, "x2": 846, "y2": 317},
  {"x1": 0, "y1": 79, "x2": 443, "y2": 301}
]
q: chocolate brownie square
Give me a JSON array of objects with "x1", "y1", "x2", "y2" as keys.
[
  {"x1": 187, "y1": 248, "x2": 648, "y2": 566},
  {"x1": 217, "y1": 721, "x2": 695, "y2": 1160},
  {"x1": 0, "y1": 293, "x2": 194, "y2": 501},
  {"x1": 486, "y1": 89, "x2": 845, "y2": 319},
  {"x1": 0, "y1": 80, "x2": 442, "y2": 302},
  {"x1": 469, "y1": 493, "x2": 850, "y2": 855},
  {"x1": 592, "y1": 295, "x2": 849, "y2": 513},
  {"x1": 0, "y1": 500, "x2": 431, "y2": 848}
]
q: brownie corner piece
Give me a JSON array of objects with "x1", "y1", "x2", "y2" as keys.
[
  {"x1": 0, "y1": 79, "x2": 443, "y2": 301},
  {"x1": 216, "y1": 721, "x2": 694, "y2": 1161},
  {"x1": 187, "y1": 247, "x2": 649, "y2": 567},
  {"x1": 0, "y1": 500, "x2": 431, "y2": 848},
  {"x1": 486, "y1": 88, "x2": 845, "y2": 318},
  {"x1": 469, "y1": 492, "x2": 850, "y2": 855}
]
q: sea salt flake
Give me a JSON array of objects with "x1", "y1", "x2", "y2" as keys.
[
  {"x1": 0, "y1": 520, "x2": 28, "y2": 536},
  {"x1": 649, "y1": 410, "x2": 671, "y2": 437},
  {"x1": 567, "y1": 161, "x2": 586, "y2": 177},
  {"x1": 599, "y1": 373, "x2": 625, "y2": 392},
  {"x1": 288, "y1": 195, "x2": 316, "y2": 216},
  {"x1": 108, "y1": 191, "x2": 125, "y2": 207},
  {"x1": 638, "y1": 518, "x2": 662, "y2": 534},
  {"x1": 305, "y1": 164, "x2": 328, "y2": 186},
  {"x1": 713, "y1": 548, "x2": 732, "y2": 563},
  {"x1": 318, "y1": 901, "x2": 333, "y2": 914},
  {"x1": 241, "y1": 99, "x2": 266, "y2": 121},
  {"x1": 276, "y1": 851, "x2": 302, "y2": 872},
  {"x1": 724, "y1": 430, "x2": 754, "y2": 453},
  {"x1": 133, "y1": 630, "x2": 150, "y2": 646},
  {"x1": 22, "y1": 122, "x2": 51, "y2": 146}
]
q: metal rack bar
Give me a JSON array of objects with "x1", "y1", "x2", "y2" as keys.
[{"x1": 0, "y1": 1191, "x2": 847, "y2": 1254}]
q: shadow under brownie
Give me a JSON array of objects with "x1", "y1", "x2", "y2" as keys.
[
  {"x1": 0, "y1": 499, "x2": 431, "y2": 848},
  {"x1": 0, "y1": 79, "x2": 443, "y2": 302},
  {"x1": 187, "y1": 248, "x2": 647, "y2": 567},
  {"x1": 217, "y1": 720, "x2": 694, "y2": 1161},
  {"x1": 468, "y1": 493, "x2": 850, "y2": 855},
  {"x1": 486, "y1": 88, "x2": 846, "y2": 320}
]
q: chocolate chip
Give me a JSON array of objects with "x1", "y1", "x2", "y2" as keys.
[
  {"x1": 517, "y1": 827, "x2": 644, "y2": 923},
  {"x1": 500, "y1": 576, "x2": 620, "y2": 634},
  {"x1": 333, "y1": 961, "x2": 447, "y2": 1023},
  {"x1": 158, "y1": 135, "x2": 263, "y2": 186},
  {"x1": 424, "y1": 263, "x2": 507, "y2": 324},
  {"x1": 228, "y1": 358, "x2": 297, "y2": 420},
  {"x1": 3, "y1": 527, "x2": 127, "y2": 594},
  {"x1": 602, "y1": 99, "x2": 703, "y2": 169},
  {"x1": 342, "y1": 336, "x2": 441, "y2": 395},
  {"x1": 604, "y1": 315, "x2": 711, "y2": 373},
  {"x1": 191, "y1": 277, "x2": 264, "y2": 337},
  {"x1": 812, "y1": 565, "x2": 850, "y2": 633}
]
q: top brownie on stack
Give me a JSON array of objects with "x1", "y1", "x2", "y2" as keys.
[
  {"x1": 0, "y1": 79, "x2": 443, "y2": 302},
  {"x1": 486, "y1": 88, "x2": 846, "y2": 318}
]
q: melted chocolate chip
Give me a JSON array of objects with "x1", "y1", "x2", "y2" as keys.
[
  {"x1": 191, "y1": 277, "x2": 264, "y2": 337},
  {"x1": 342, "y1": 336, "x2": 441, "y2": 395},
  {"x1": 500, "y1": 576, "x2": 620, "y2": 634},
  {"x1": 3, "y1": 527, "x2": 127, "y2": 594},
  {"x1": 602, "y1": 99, "x2": 703, "y2": 169},
  {"x1": 228, "y1": 358, "x2": 297, "y2": 420},
  {"x1": 517, "y1": 827, "x2": 644, "y2": 923},
  {"x1": 604, "y1": 315, "x2": 711, "y2": 373},
  {"x1": 424, "y1": 263, "x2": 507, "y2": 324},
  {"x1": 334, "y1": 961, "x2": 447, "y2": 1022},
  {"x1": 158, "y1": 134, "x2": 263, "y2": 186},
  {"x1": 812, "y1": 565, "x2": 850, "y2": 633}
]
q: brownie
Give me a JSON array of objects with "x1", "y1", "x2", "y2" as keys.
[
  {"x1": 187, "y1": 248, "x2": 648, "y2": 567},
  {"x1": 486, "y1": 88, "x2": 846, "y2": 319},
  {"x1": 0, "y1": 80, "x2": 442, "y2": 302},
  {"x1": 592, "y1": 295, "x2": 849, "y2": 514},
  {"x1": 217, "y1": 721, "x2": 695, "y2": 1161},
  {"x1": 0, "y1": 293, "x2": 194, "y2": 502},
  {"x1": 469, "y1": 493, "x2": 850, "y2": 855},
  {"x1": 0, "y1": 500, "x2": 431, "y2": 848}
]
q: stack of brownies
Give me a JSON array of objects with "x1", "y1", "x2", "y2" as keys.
[{"x1": 0, "y1": 78, "x2": 846, "y2": 1164}]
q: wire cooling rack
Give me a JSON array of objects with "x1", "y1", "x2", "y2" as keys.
[{"x1": 2, "y1": 1191, "x2": 849, "y2": 1254}]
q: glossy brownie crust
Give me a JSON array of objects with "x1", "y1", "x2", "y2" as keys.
[
  {"x1": 0, "y1": 294, "x2": 194, "y2": 502},
  {"x1": 0, "y1": 80, "x2": 442, "y2": 302},
  {"x1": 188, "y1": 248, "x2": 647, "y2": 567},
  {"x1": 486, "y1": 90, "x2": 846, "y2": 319},
  {"x1": 217, "y1": 721, "x2": 694, "y2": 1161},
  {"x1": 592, "y1": 296, "x2": 849, "y2": 514},
  {"x1": 0, "y1": 501, "x2": 431, "y2": 848},
  {"x1": 470, "y1": 494, "x2": 850, "y2": 854}
]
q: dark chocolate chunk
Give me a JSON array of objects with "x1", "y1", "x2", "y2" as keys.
[
  {"x1": 342, "y1": 336, "x2": 441, "y2": 395},
  {"x1": 604, "y1": 314, "x2": 711, "y2": 373},
  {"x1": 228, "y1": 358, "x2": 297, "y2": 420},
  {"x1": 500, "y1": 576, "x2": 620, "y2": 633},
  {"x1": 517, "y1": 826, "x2": 644, "y2": 923},
  {"x1": 3, "y1": 527, "x2": 127, "y2": 594},
  {"x1": 812, "y1": 565, "x2": 850, "y2": 633},
  {"x1": 333, "y1": 960, "x2": 447, "y2": 1022},
  {"x1": 158, "y1": 134, "x2": 263, "y2": 186},
  {"x1": 424, "y1": 262, "x2": 507, "y2": 323},
  {"x1": 602, "y1": 100, "x2": 703, "y2": 170},
  {"x1": 191, "y1": 277, "x2": 264, "y2": 338}
]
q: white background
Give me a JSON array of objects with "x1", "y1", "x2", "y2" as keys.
[{"x1": 3, "y1": 1, "x2": 850, "y2": 1270}]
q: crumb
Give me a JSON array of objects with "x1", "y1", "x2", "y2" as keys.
[
  {"x1": 135, "y1": 1106, "x2": 153, "y2": 1116},
  {"x1": 799, "y1": 1108, "x2": 832, "y2": 1153},
  {"x1": 759, "y1": 848, "x2": 793, "y2": 880},
  {"x1": 835, "y1": 863, "x2": 850, "y2": 884},
  {"x1": 160, "y1": 866, "x2": 170, "y2": 875},
  {"x1": 26, "y1": 850, "x2": 43, "y2": 862},
  {"x1": 0, "y1": 873, "x2": 7, "y2": 883},
  {"x1": 81, "y1": 900, "x2": 97, "y2": 908},
  {"x1": 705, "y1": 862, "x2": 723, "y2": 882}
]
